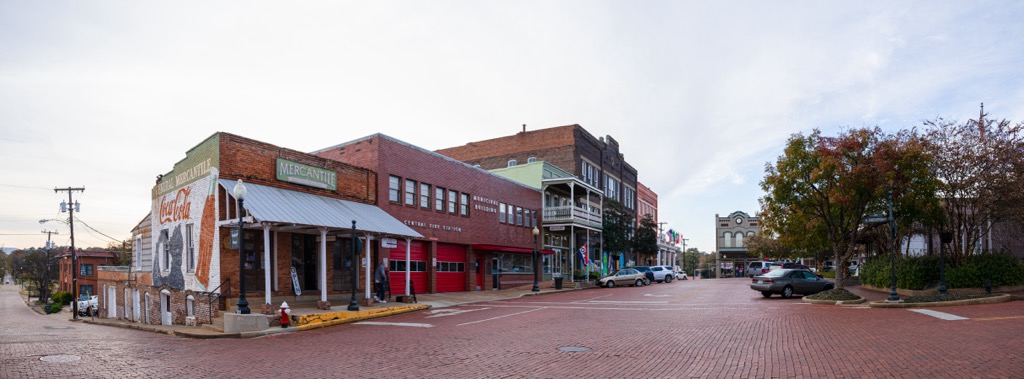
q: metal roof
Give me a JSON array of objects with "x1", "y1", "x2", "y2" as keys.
[{"x1": 219, "y1": 179, "x2": 422, "y2": 238}]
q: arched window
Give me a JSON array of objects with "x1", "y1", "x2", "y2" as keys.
[
  {"x1": 527, "y1": 157, "x2": 537, "y2": 163},
  {"x1": 735, "y1": 233, "x2": 745, "y2": 247},
  {"x1": 507, "y1": 159, "x2": 517, "y2": 167},
  {"x1": 723, "y1": 232, "x2": 732, "y2": 247}
]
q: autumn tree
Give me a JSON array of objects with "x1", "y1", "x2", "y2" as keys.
[
  {"x1": 760, "y1": 127, "x2": 941, "y2": 289},
  {"x1": 923, "y1": 113, "x2": 1024, "y2": 263}
]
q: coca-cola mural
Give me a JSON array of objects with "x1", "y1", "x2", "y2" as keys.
[{"x1": 150, "y1": 136, "x2": 220, "y2": 292}]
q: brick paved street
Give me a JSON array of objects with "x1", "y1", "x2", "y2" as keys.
[{"x1": 3, "y1": 279, "x2": 1023, "y2": 378}]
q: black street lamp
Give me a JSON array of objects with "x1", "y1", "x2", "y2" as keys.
[
  {"x1": 348, "y1": 220, "x2": 360, "y2": 311},
  {"x1": 233, "y1": 180, "x2": 250, "y2": 314},
  {"x1": 532, "y1": 226, "x2": 540, "y2": 292},
  {"x1": 886, "y1": 189, "x2": 901, "y2": 303},
  {"x1": 939, "y1": 231, "x2": 953, "y2": 295}
]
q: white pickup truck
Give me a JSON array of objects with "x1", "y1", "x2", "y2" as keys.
[{"x1": 77, "y1": 295, "x2": 98, "y2": 316}]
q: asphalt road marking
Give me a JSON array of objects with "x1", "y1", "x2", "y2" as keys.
[
  {"x1": 426, "y1": 308, "x2": 490, "y2": 318},
  {"x1": 910, "y1": 309, "x2": 968, "y2": 321},
  {"x1": 457, "y1": 307, "x2": 546, "y2": 326},
  {"x1": 584, "y1": 300, "x2": 670, "y2": 304},
  {"x1": 355, "y1": 321, "x2": 434, "y2": 328}
]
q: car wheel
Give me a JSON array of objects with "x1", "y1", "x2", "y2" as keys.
[
  {"x1": 635, "y1": 279, "x2": 643, "y2": 287},
  {"x1": 781, "y1": 286, "x2": 794, "y2": 298},
  {"x1": 665, "y1": 276, "x2": 672, "y2": 283},
  {"x1": 607, "y1": 281, "x2": 615, "y2": 288},
  {"x1": 761, "y1": 291, "x2": 772, "y2": 298}
]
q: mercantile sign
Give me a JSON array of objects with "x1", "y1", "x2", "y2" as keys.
[{"x1": 276, "y1": 158, "x2": 337, "y2": 191}]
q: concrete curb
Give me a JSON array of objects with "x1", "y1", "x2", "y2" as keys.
[
  {"x1": 802, "y1": 296, "x2": 867, "y2": 305},
  {"x1": 868, "y1": 294, "x2": 1012, "y2": 308}
]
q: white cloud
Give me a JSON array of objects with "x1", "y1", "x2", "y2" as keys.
[{"x1": 1, "y1": 1, "x2": 1023, "y2": 254}]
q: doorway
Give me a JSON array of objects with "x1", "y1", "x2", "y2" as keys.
[
  {"x1": 291, "y1": 234, "x2": 320, "y2": 292},
  {"x1": 159, "y1": 290, "x2": 172, "y2": 325}
]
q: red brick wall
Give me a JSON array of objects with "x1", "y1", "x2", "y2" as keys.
[
  {"x1": 317, "y1": 135, "x2": 542, "y2": 249},
  {"x1": 217, "y1": 133, "x2": 377, "y2": 204},
  {"x1": 436, "y1": 125, "x2": 579, "y2": 171}
]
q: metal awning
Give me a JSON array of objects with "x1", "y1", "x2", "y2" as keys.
[{"x1": 219, "y1": 179, "x2": 422, "y2": 239}]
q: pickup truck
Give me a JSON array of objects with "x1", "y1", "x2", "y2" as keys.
[{"x1": 77, "y1": 295, "x2": 98, "y2": 316}]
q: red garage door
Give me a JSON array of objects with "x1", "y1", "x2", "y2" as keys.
[
  {"x1": 435, "y1": 243, "x2": 467, "y2": 293},
  {"x1": 388, "y1": 240, "x2": 427, "y2": 296}
]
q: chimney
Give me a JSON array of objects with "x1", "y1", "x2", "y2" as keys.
[{"x1": 522, "y1": 124, "x2": 526, "y2": 133}]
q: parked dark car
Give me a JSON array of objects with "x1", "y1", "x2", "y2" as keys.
[
  {"x1": 750, "y1": 269, "x2": 834, "y2": 298},
  {"x1": 630, "y1": 266, "x2": 656, "y2": 284}
]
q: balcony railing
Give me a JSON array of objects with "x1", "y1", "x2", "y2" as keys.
[{"x1": 543, "y1": 205, "x2": 602, "y2": 228}]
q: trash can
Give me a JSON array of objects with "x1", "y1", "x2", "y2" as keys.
[{"x1": 553, "y1": 273, "x2": 563, "y2": 290}]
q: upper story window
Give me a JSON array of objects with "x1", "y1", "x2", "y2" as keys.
[
  {"x1": 605, "y1": 175, "x2": 620, "y2": 200},
  {"x1": 435, "y1": 187, "x2": 445, "y2": 211},
  {"x1": 516, "y1": 207, "x2": 523, "y2": 226},
  {"x1": 404, "y1": 179, "x2": 416, "y2": 206},
  {"x1": 735, "y1": 233, "x2": 745, "y2": 247},
  {"x1": 623, "y1": 187, "x2": 635, "y2": 210},
  {"x1": 448, "y1": 190, "x2": 458, "y2": 213},
  {"x1": 723, "y1": 232, "x2": 732, "y2": 248},
  {"x1": 80, "y1": 264, "x2": 94, "y2": 276},
  {"x1": 420, "y1": 183, "x2": 430, "y2": 209},
  {"x1": 460, "y1": 193, "x2": 470, "y2": 216},
  {"x1": 389, "y1": 176, "x2": 401, "y2": 203},
  {"x1": 499, "y1": 203, "x2": 507, "y2": 223},
  {"x1": 527, "y1": 157, "x2": 537, "y2": 163},
  {"x1": 581, "y1": 160, "x2": 599, "y2": 188},
  {"x1": 507, "y1": 159, "x2": 517, "y2": 167}
]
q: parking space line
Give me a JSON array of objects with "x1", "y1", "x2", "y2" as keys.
[
  {"x1": 355, "y1": 322, "x2": 434, "y2": 328},
  {"x1": 456, "y1": 307, "x2": 546, "y2": 326},
  {"x1": 910, "y1": 309, "x2": 968, "y2": 321}
]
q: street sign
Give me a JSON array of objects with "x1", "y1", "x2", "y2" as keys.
[
  {"x1": 381, "y1": 238, "x2": 398, "y2": 248},
  {"x1": 862, "y1": 214, "x2": 888, "y2": 224}
]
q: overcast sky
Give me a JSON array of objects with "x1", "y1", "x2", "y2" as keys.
[{"x1": 2, "y1": 1, "x2": 1022, "y2": 254}]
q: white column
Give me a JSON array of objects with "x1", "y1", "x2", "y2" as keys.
[
  {"x1": 364, "y1": 234, "x2": 373, "y2": 300},
  {"x1": 263, "y1": 224, "x2": 272, "y2": 306},
  {"x1": 320, "y1": 227, "x2": 328, "y2": 304},
  {"x1": 405, "y1": 238, "x2": 411, "y2": 296}
]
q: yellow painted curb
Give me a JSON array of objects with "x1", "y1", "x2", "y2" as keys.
[{"x1": 296, "y1": 304, "x2": 430, "y2": 331}]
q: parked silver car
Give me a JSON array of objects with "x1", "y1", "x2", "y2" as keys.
[
  {"x1": 750, "y1": 269, "x2": 834, "y2": 298},
  {"x1": 599, "y1": 268, "x2": 650, "y2": 288}
]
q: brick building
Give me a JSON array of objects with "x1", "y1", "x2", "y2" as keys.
[
  {"x1": 100, "y1": 132, "x2": 419, "y2": 327},
  {"x1": 312, "y1": 134, "x2": 548, "y2": 292},
  {"x1": 637, "y1": 182, "x2": 678, "y2": 267},
  {"x1": 436, "y1": 124, "x2": 639, "y2": 269},
  {"x1": 715, "y1": 211, "x2": 760, "y2": 278},
  {"x1": 489, "y1": 160, "x2": 603, "y2": 281},
  {"x1": 58, "y1": 250, "x2": 118, "y2": 298}
]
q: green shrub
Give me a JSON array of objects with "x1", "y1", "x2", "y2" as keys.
[
  {"x1": 818, "y1": 270, "x2": 836, "y2": 279},
  {"x1": 51, "y1": 291, "x2": 72, "y2": 306},
  {"x1": 589, "y1": 272, "x2": 601, "y2": 281},
  {"x1": 46, "y1": 303, "x2": 63, "y2": 314},
  {"x1": 861, "y1": 252, "x2": 1024, "y2": 290}
]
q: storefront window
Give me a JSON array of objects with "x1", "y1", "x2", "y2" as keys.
[{"x1": 498, "y1": 255, "x2": 533, "y2": 273}]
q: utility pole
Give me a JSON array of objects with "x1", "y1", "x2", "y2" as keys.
[
  {"x1": 657, "y1": 222, "x2": 668, "y2": 266},
  {"x1": 41, "y1": 230, "x2": 59, "y2": 304},
  {"x1": 55, "y1": 186, "x2": 84, "y2": 320}
]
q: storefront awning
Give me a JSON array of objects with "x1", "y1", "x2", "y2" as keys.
[
  {"x1": 472, "y1": 244, "x2": 555, "y2": 255},
  {"x1": 220, "y1": 179, "x2": 422, "y2": 239}
]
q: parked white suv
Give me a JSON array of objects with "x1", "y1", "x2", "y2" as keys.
[
  {"x1": 649, "y1": 266, "x2": 674, "y2": 283},
  {"x1": 747, "y1": 261, "x2": 773, "y2": 278}
]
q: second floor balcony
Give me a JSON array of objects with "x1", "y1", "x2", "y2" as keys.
[{"x1": 543, "y1": 204, "x2": 602, "y2": 229}]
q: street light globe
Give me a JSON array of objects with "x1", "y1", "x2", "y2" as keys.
[
  {"x1": 532, "y1": 226, "x2": 539, "y2": 236},
  {"x1": 233, "y1": 179, "x2": 247, "y2": 200}
]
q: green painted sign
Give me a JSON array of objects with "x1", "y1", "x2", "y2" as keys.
[{"x1": 276, "y1": 158, "x2": 337, "y2": 191}]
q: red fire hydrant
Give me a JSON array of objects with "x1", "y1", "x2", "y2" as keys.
[{"x1": 280, "y1": 301, "x2": 291, "y2": 328}]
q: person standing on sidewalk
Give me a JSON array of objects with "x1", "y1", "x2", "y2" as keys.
[{"x1": 374, "y1": 261, "x2": 388, "y2": 303}]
